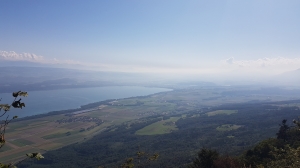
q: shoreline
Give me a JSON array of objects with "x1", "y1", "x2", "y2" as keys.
[
  {"x1": 12, "y1": 87, "x2": 172, "y2": 122},
  {"x1": 0, "y1": 84, "x2": 174, "y2": 94}
]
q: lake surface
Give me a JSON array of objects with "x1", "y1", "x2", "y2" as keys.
[{"x1": 0, "y1": 86, "x2": 171, "y2": 118}]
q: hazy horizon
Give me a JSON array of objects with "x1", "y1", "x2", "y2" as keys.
[{"x1": 1, "y1": 1, "x2": 300, "y2": 84}]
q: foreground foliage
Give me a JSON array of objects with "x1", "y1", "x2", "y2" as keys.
[
  {"x1": 241, "y1": 118, "x2": 300, "y2": 168},
  {"x1": 0, "y1": 91, "x2": 43, "y2": 167},
  {"x1": 187, "y1": 118, "x2": 300, "y2": 168},
  {"x1": 120, "y1": 148, "x2": 159, "y2": 168}
]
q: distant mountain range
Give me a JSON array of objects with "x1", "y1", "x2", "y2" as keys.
[
  {"x1": 0, "y1": 66, "x2": 218, "y2": 93},
  {"x1": 271, "y1": 68, "x2": 300, "y2": 86},
  {"x1": 1, "y1": 63, "x2": 299, "y2": 93},
  {"x1": 0, "y1": 66, "x2": 172, "y2": 93},
  {"x1": 0, "y1": 66, "x2": 158, "y2": 92}
]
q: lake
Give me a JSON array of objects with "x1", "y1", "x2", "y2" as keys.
[{"x1": 0, "y1": 86, "x2": 171, "y2": 118}]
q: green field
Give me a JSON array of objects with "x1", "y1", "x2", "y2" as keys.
[
  {"x1": 0, "y1": 98, "x2": 153, "y2": 163},
  {"x1": 43, "y1": 132, "x2": 72, "y2": 140},
  {"x1": 216, "y1": 124, "x2": 242, "y2": 131},
  {"x1": 10, "y1": 139, "x2": 34, "y2": 147},
  {"x1": 207, "y1": 110, "x2": 237, "y2": 116},
  {"x1": 135, "y1": 117, "x2": 180, "y2": 135},
  {"x1": 0, "y1": 145, "x2": 13, "y2": 152}
]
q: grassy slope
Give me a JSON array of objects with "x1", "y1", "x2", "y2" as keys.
[
  {"x1": 216, "y1": 124, "x2": 242, "y2": 131},
  {"x1": 207, "y1": 110, "x2": 237, "y2": 116},
  {"x1": 135, "y1": 117, "x2": 180, "y2": 135}
]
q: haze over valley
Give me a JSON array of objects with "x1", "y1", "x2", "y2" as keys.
[{"x1": 1, "y1": 1, "x2": 300, "y2": 167}]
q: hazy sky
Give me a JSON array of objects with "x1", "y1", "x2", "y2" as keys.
[{"x1": 1, "y1": 0, "x2": 300, "y2": 77}]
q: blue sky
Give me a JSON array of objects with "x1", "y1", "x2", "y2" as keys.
[{"x1": 1, "y1": 0, "x2": 300, "y2": 77}]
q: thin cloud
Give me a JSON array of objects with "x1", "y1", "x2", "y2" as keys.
[
  {"x1": 225, "y1": 57, "x2": 300, "y2": 69},
  {"x1": 0, "y1": 50, "x2": 91, "y2": 66},
  {"x1": 0, "y1": 50, "x2": 122, "y2": 71},
  {"x1": 0, "y1": 50, "x2": 221, "y2": 74},
  {"x1": 0, "y1": 51, "x2": 84, "y2": 65},
  {"x1": 0, "y1": 51, "x2": 43, "y2": 61},
  {"x1": 226, "y1": 57, "x2": 234, "y2": 64},
  {"x1": 2, "y1": 50, "x2": 300, "y2": 75}
]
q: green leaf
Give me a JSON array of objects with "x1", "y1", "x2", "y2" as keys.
[
  {"x1": 20, "y1": 103, "x2": 25, "y2": 108},
  {"x1": 35, "y1": 153, "x2": 44, "y2": 160},
  {"x1": 0, "y1": 162, "x2": 16, "y2": 168},
  {"x1": 26, "y1": 153, "x2": 34, "y2": 158},
  {"x1": 26, "y1": 153, "x2": 44, "y2": 160},
  {"x1": 0, "y1": 104, "x2": 10, "y2": 112},
  {"x1": 148, "y1": 153, "x2": 159, "y2": 161},
  {"x1": 18, "y1": 92, "x2": 28, "y2": 97},
  {"x1": 12, "y1": 91, "x2": 21, "y2": 98},
  {"x1": 12, "y1": 91, "x2": 28, "y2": 98}
]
